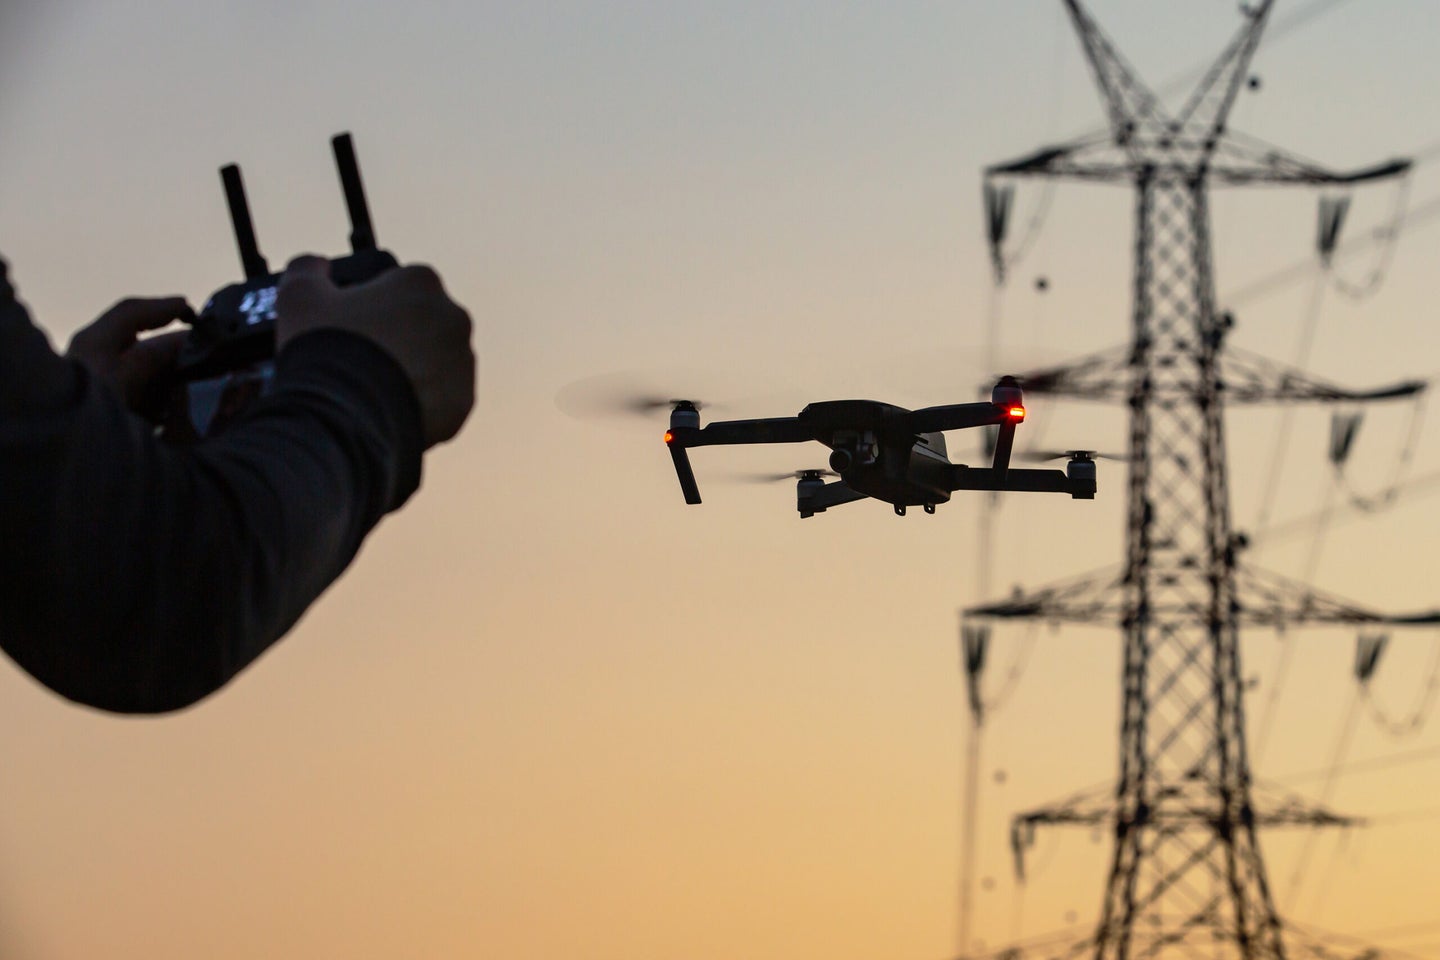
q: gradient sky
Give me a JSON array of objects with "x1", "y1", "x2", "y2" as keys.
[{"x1": 3, "y1": 2, "x2": 1440, "y2": 958}]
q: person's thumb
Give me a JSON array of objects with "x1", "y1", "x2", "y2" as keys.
[{"x1": 276, "y1": 255, "x2": 338, "y2": 327}]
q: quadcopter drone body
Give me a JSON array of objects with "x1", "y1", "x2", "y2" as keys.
[{"x1": 664, "y1": 377, "x2": 1097, "y2": 517}]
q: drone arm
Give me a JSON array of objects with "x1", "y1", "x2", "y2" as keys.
[
  {"x1": 663, "y1": 417, "x2": 811, "y2": 506},
  {"x1": 901, "y1": 402, "x2": 1008, "y2": 434},
  {"x1": 673, "y1": 417, "x2": 813, "y2": 447},
  {"x1": 948, "y1": 466, "x2": 1096, "y2": 500}
]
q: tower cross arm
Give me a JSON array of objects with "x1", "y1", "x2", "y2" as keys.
[
  {"x1": 1005, "y1": 345, "x2": 1131, "y2": 402},
  {"x1": 963, "y1": 565, "x2": 1126, "y2": 626},
  {"x1": 986, "y1": 136, "x2": 1146, "y2": 186},
  {"x1": 1207, "y1": 132, "x2": 1413, "y2": 187},
  {"x1": 1009, "y1": 782, "x2": 1117, "y2": 882},
  {"x1": 997, "y1": 346, "x2": 1427, "y2": 406},
  {"x1": 1236, "y1": 564, "x2": 1440, "y2": 628},
  {"x1": 1170, "y1": 0, "x2": 1275, "y2": 148},
  {"x1": 1061, "y1": 0, "x2": 1169, "y2": 149},
  {"x1": 1222, "y1": 347, "x2": 1427, "y2": 404},
  {"x1": 1008, "y1": 780, "x2": 1361, "y2": 883}
]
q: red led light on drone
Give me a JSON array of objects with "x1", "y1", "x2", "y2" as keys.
[
  {"x1": 664, "y1": 430, "x2": 675, "y2": 444},
  {"x1": 1007, "y1": 405, "x2": 1026, "y2": 422}
]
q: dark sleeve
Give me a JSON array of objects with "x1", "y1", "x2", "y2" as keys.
[{"x1": 0, "y1": 261, "x2": 425, "y2": 713}]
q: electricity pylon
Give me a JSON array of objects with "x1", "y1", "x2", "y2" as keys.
[{"x1": 962, "y1": 3, "x2": 1434, "y2": 959}]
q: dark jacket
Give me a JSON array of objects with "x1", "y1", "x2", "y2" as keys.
[{"x1": 0, "y1": 259, "x2": 424, "y2": 713}]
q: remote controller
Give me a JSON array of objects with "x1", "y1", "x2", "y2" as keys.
[{"x1": 164, "y1": 132, "x2": 398, "y2": 441}]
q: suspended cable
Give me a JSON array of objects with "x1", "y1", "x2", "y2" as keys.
[
  {"x1": 957, "y1": 667, "x2": 983, "y2": 959},
  {"x1": 1297, "y1": 462, "x2": 1342, "y2": 586},
  {"x1": 965, "y1": 924, "x2": 1093, "y2": 960},
  {"x1": 1285, "y1": 918, "x2": 1440, "y2": 960},
  {"x1": 1263, "y1": 0, "x2": 1361, "y2": 47},
  {"x1": 1252, "y1": 629, "x2": 1298, "y2": 764},
  {"x1": 1410, "y1": 136, "x2": 1440, "y2": 165},
  {"x1": 982, "y1": 624, "x2": 1039, "y2": 716},
  {"x1": 984, "y1": 182, "x2": 1014, "y2": 286},
  {"x1": 963, "y1": 138, "x2": 1058, "y2": 954},
  {"x1": 956, "y1": 580, "x2": 1039, "y2": 959},
  {"x1": 1226, "y1": 191, "x2": 1440, "y2": 308},
  {"x1": 1252, "y1": 409, "x2": 1348, "y2": 763},
  {"x1": 1250, "y1": 268, "x2": 1328, "y2": 547},
  {"x1": 995, "y1": 182, "x2": 1056, "y2": 285},
  {"x1": 984, "y1": 0, "x2": 1067, "y2": 291},
  {"x1": 1271, "y1": 740, "x2": 1440, "y2": 786},
  {"x1": 1335, "y1": 392, "x2": 1429, "y2": 514},
  {"x1": 1352, "y1": 918, "x2": 1440, "y2": 941},
  {"x1": 956, "y1": 251, "x2": 1008, "y2": 960},
  {"x1": 1362, "y1": 632, "x2": 1440, "y2": 739},
  {"x1": 1306, "y1": 819, "x2": 1360, "y2": 919},
  {"x1": 1008, "y1": 859, "x2": 1029, "y2": 944},
  {"x1": 1280, "y1": 683, "x2": 1364, "y2": 909},
  {"x1": 1248, "y1": 189, "x2": 1355, "y2": 760},
  {"x1": 984, "y1": 266, "x2": 1003, "y2": 379},
  {"x1": 1367, "y1": 805, "x2": 1440, "y2": 827},
  {"x1": 1014, "y1": 824, "x2": 1066, "y2": 888},
  {"x1": 1252, "y1": 465, "x2": 1440, "y2": 549},
  {"x1": 1330, "y1": 173, "x2": 1413, "y2": 301}
]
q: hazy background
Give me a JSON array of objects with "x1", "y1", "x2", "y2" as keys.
[{"x1": 2, "y1": 1, "x2": 1439, "y2": 957}]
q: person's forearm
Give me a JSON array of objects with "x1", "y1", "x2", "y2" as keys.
[
  {"x1": 0, "y1": 316, "x2": 423, "y2": 712},
  {"x1": 0, "y1": 259, "x2": 79, "y2": 414}
]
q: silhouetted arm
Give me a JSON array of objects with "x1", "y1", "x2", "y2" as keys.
[{"x1": 0, "y1": 260, "x2": 424, "y2": 713}]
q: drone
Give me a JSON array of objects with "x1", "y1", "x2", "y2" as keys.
[{"x1": 662, "y1": 376, "x2": 1098, "y2": 518}]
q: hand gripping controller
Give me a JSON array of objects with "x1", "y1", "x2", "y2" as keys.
[{"x1": 163, "y1": 132, "x2": 398, "y2": 441}]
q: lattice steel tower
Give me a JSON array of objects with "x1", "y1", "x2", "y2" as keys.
[{"x1": 963, "y1": 3, "x2": 1428, "y2": 959}]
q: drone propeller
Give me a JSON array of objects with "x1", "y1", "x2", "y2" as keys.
[
  {"x1": 734, "y1": 468, "x2": 839, "y2": 484},
  {"x1": 628, "y1": 396, "x2": 708, "y2": 415},
  {"x1": 1018, "y1": 448, "x2": 1128, "y2": 463},
  {"x1": 556, "y1": 372, "x2": 716, "y2": 420}
]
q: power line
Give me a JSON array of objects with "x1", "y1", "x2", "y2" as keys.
[
  {"x1": 1266, "y1": 0, "x2": 1360, "y2": 45},
  {"x1": 1281, "y1": 685, "x2": 1364, "y2": 908},
  {"x1": 1364, "y1": 636, "x2": 1440, "y2": 738},
  {"x1": 1150, "y1": 0, "x2": 1362, "y2": 110},
  {"x1": 1370, "y1": 805, "x2": 1440, "y2": 826},
  {"x1": 1351, "y1": 918, "x2": 1440, "y2": 942},
  {"x1": 1331, "y1": 175, "x2": 1414, "y2": 301},
  {"x1": 1286, "y1": 919, "x2": 1440, "y2": 960},
  {"x1": 1225, "y1": 191, "x2": 1440, "y2": 308},
  {"x1": 1250, "y1": 270, "x2": 1329, "y2": 546},
  {"x1": 1412, "y1": 136, "x2": 1440, "y2": 165},
  {"x1": 1270, "y1": 741, "x2": 1440, "y2": 786},
  {"x1": 1250, "y1": 465, "x2": 1440, "y2": 549}
]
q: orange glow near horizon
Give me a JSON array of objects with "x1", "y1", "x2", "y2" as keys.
[{"x1": 4, "y1": 3, "x2": 1440, "y2": 960}]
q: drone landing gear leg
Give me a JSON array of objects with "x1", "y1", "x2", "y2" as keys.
[
  {"x1": 924, "y1": 503, "x2": 936, "y2": 515},
  {"x1": 894, "y1": 504, "x2": 906, "y2": 517}
]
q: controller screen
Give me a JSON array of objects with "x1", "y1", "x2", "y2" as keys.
[{"x1": 238, "y1": 285, "x2": 278, "y2": 326}]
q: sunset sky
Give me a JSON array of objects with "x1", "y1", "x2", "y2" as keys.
[{"x1": 3, "y1": 2, "x2": 1440, "y2": 958}]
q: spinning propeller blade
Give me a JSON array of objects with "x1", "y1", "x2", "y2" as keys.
[
  {"x1": 556, "y1": 372, "x2": 717, "y2": 420},
  {"x1": 1017, "y1": 448, "x2": 1128, "y2": 463},
  {"x1": 733, "y1": 469, "x2": 839, "y2": 484}
]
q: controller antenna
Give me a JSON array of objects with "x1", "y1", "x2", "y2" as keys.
[
  {"x1": 331, "y1": 132, "x2": 377, "y2": 253},
  {"x1": 220, "y1": 164, "x2": 270, "y2": 280}
]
